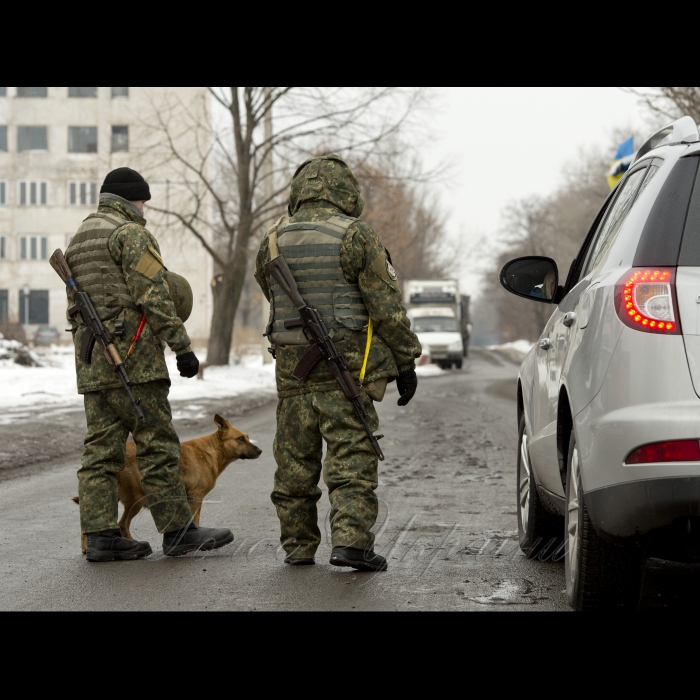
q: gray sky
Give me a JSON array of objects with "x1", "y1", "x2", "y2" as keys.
[{"x1": 426, "y1": 87, "x2": 646, "y2": 297}]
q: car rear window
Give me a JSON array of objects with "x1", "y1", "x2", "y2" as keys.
[
  {"x1": 679, "y1": 159, "x2": 700, "y2": 267},
  {"x1": 636, "y1": 156, "x2": 699, "y2": 268}
]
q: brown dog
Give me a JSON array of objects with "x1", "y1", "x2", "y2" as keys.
[{"x1": 77, "y1": 414, "x2": 262, "y2": 553}]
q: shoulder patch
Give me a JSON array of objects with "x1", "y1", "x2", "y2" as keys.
[
  {"x1": 148, "y1": 245, "x2": 165, "y2": 266},
  {"x1": 134, "y1": 249, "x2": 164, "y2": 280},
  {"x1": 370, "y1": 251, "x2": 400, "y2": 292}
]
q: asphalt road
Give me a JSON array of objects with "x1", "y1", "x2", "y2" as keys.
[{"x1": 1, "y1": 350, "x2": 697, "y2": 611}]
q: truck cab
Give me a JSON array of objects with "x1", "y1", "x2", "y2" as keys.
[
  {"x1": 405, "y1": 279, "x2": 470, "y2": 369},
  {"x1": 407, "y1": 307, "x2": 465, "y2": 370}
]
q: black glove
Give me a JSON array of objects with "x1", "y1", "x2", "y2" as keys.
[
  {"x1": 397, "y1": 370, "x2": 418, "y2": 407},
  {"x1": 177, "y1": 352, "x2": 200, "y2": 379}
]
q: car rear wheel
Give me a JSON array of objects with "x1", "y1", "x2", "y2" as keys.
[
  {"x1": 565, "y1": 434, "x2": 646, "y2": 611},
  {"x1": 518, "y1": 416, "x2": 564, "y2": 560}
]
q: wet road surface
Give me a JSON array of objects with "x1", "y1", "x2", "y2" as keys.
[{"x1": 0, "y1": 350, "x2": 694, "y2": 611}]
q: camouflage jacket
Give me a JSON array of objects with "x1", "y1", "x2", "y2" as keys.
[
  {"x1": 70, "y1": 198, "x2": 192, "y2": 394},
  {"x1": 256, "y1": 202, "x2": 422, "y2": 398}
]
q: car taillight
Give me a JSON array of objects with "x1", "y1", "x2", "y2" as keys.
[
  {"x1": 625, "y1": 440, "x2": 700, "y2": 465},
  {"x1": 615, "y1": 268, "x2": 681, "y2": 334}
]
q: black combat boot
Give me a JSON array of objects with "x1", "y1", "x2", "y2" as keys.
[
  {"x1": 85, "y1": 529, "x2": 152, "y2": 563},
  {"x1": 330, "y1": 547, "x2": 388, "y2": 572},
  {"x1": 163, "y1": 524, "x2": 234, "y2": 557},
  {"x1": 284, "y1": 555, "x2": 316, "y2": 566}
]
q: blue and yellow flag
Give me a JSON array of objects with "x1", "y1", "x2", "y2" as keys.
[{"x1": 607, "y1": 137, "x2": 635, "y2": 190}]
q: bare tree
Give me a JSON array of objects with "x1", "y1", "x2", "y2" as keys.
[
  {"x1": 354, "y1": 158, "x2": 455, "y2": 281},
  {"x1": 483, "y1": 148, "x2": 610, "y2": 343},
  {"x1": 139, "y1": 87, "x2": 431, "y2": 365},
  {"x1": 623, "y1": 87, "x2": 700, "y2": 124}
]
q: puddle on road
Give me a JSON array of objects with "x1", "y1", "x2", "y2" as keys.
[{"x1": 468, "y1": 579, "x2": 541, "y2": 607}]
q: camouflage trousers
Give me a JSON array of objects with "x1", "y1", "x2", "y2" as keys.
[
  {"x1": 273, "y1": 390, "x2": 380, "y2": 558},
  {"x1": 78, "y1": 379, "x2": 192, "y2": 535}
]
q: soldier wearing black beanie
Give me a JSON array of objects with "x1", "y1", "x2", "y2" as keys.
[
  {"x1": 64, "y1": 164, "x2": 235, "y2": 562},
  {"x1": 101, "y1": 167, "x2": 152, "y2": 202}
]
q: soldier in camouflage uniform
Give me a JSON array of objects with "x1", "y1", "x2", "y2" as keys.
[
  {"x1": 255, "y1": 155, "x2": 422, "y2": 572},
  {"x1": 67, "y1": 168, "x2": 233, "y2": 562}
]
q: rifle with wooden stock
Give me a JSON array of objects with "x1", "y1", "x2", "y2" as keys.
[
  {"x1": 266, "y1": 253, "x2": 385, "y2": 461},
  {"x1": 50, "y1": 249, "x2": 146, "y2": 424}
]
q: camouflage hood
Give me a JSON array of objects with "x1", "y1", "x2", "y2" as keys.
[{"x1": 288, "y1": 154, "x2": 364, "y2": 217}]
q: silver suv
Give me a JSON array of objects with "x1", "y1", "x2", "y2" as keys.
[{"x1": 500, "y1": 117, "x2": 700, "y2": 611}]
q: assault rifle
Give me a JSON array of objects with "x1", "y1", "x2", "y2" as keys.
[
  {"x1": 266, "y1": 254, "x2": 385, "y2": 461},
  {"x1": 50, "y1": 250, "x2": 146, "y2": 425}
]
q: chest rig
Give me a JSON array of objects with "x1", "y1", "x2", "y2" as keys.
[
  {"x1": 65, "y1": 212, "x2": 139, "y2": 333},
  {"x1": 267, "y1": 215, "x2": 370, "y2": 346}
]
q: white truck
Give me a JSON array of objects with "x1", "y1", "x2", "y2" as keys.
[{"x1": 404, "y1": 280, "x2": 471, "y2": 370}]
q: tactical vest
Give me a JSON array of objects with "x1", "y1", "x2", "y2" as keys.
[
  {"x1": 268, "y1": 215, "x2": 370, "y2": 346},
  {"x1": 65, "y1": 212, "x2": 139, "y2": 327}
]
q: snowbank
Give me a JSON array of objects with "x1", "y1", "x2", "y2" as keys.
[
  {"x1": 0, "y1": 345, "x2": 277, "y2": 419},
  {"x1": 0, "y1": 339, "x2": 44, "y2": 367},
  {"x1": 0, "y1": 337, "x2": 471, "y2": 421}
]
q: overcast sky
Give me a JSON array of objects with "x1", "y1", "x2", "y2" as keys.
[{"x1": 426, "y1": 87, "x2": 646, "y2": 297}]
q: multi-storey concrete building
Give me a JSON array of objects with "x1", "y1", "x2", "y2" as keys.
[{"x1": 0, "y1": 86, "x2": 212, "y2": 343}]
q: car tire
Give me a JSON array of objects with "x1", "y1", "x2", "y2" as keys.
[
  {"x1": 455, "y1": 361, "x2": 463, "y2": 370},
  {"x1": 517, "y1": 415, "x2": 564, "y2": 560},
  {"x1": 565, "y1": 433, "x2": 646, "y2": 611}
]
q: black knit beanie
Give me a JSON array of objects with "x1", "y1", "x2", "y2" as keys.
[{"x1": 101, "y1": 167, "x2": 151, "y2": 202}]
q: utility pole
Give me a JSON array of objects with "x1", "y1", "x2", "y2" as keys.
[{"x1": 262, "y1": 87, "x2": 274, "y2": 365}]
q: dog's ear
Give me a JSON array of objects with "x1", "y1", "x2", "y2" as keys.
[{"x1": 214, "y1": 414, "x2": 227, "y2": 431}]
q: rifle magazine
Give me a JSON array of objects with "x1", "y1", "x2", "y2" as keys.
[
  {"x1": 80, "y1": 332, "x2": 97, "y2": 365},
  {"x1": 292, "y1": 344, "x2": 325, "y2": 382}
]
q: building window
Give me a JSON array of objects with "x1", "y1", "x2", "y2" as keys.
[
  {"x1": 0, "y1": 290, "x2": 7, "y2": 324},
  {"x1": 16, "y1": 87, "x2": 47, "y2": 98},
  {"x1": 68, "y1": 87, "x2": 97, "y2": 98},
  {"x1": 69, "y1": 181, "x2": 97, "y2": 207},
  {"x1": 68, "y1": 127, "x2": 98, "y2": 154},
  {"x1": 112, "y1": 126, "x2": 129, "y2": 153},
  {"x1": 19, "y1": 236, "x2": 48, "y2": 261},
  {"x1": 112, "y1": 87, "x2": 129, "y2": 98},
  {"x1": 19, "y1": 290, "x2": 49, "y2": 325},
  {"x1": 0, "y1": 182, "x2": 6, "y2": 205},
  {"x1": 18, "y1": 126, "x2": 48, "y2": 152},
  {"x1": 18, "y1": 182, "x2": 48, "y2": 206},
  {"x1": 0, "y1": 88, "x2": 6, "y2": 97},
  {"x1": 0, "y1": 126, "x2": 6, "y2": 151},
  {"x1": 0, "y1": 237, "x2": 6, "y2": 259}
]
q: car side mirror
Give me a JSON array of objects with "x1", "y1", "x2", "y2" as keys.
[{"x1": 500, "y1": 257, "x2": 560, "y2": 304}]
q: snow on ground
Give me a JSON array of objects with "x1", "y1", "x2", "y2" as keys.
[
  {"x1": 416, "y1": 364, "x2": 444, "y2": 378},
  {"x1": 0, "y1": 345, "x2": 277, "y2": 422},
  {"x1": 169, "y1": 353, "x2": 276, "y2": 403},
  {"x1": 0, "y1": 345, "x2": 78, "y2": 412},
  {"x1": 486, "y1": 340, "x2": 535, "y2": 364},
  {"x1": 0, "y1": 339, "x2": 464, "y2": 423}
]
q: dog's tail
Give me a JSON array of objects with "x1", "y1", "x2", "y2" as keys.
[{"x1": 72, "y1": 497, "x2": 80, "y2": 506}]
